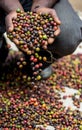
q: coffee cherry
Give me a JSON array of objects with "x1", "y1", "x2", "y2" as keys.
[
  {"x1": 36, "y1": 75, "x2": 41, "y2": 80},
  {"x1": 43, "y1": 56, "x2": 47, "y2": 62},
  {"x1": 35, "y1": 64, "x2": 39, "y2": 69},
  {"x1": 27, "y1": 50, "x2": 32, "y2": 55},
  {"x1": 35, "y1": 47, "x2": 40, "y2": 52},
  {"x1": 33, "y1": 58, "x2": 38, "y2": 63},
  {"x1": 19, "y1": 64, "x2": 23, "y2": 69},
  {"x1": 27, "y1": 76, "x2": 31, "y2": 81},
  {"x1": 30, "y1": 56, "x2": 34, "y2": 61},
  {"x1": 39, "y1": 63, "x2": 43, "y2": 67},
  {"x1": 13, "y1": 38, "x2": 19, "y2": 45},
  {"x1": 42, "y1": 35, "x2": 48, "y2": 40},
  {"x1": 16, "y1": 8, "x2": 21, "y2": 13}
]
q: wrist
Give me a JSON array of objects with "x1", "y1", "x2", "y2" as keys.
[
  {"x1": 0, "y1": 0, "x2": 24, "y2": 14},
  {"x1": 31, "y1": 0, "x2": 57, "y2": 12},
  {"x1": 31, "y1": 5, "x2": 45, "y2": 12}
]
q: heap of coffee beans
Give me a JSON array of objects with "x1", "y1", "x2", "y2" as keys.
[
  {"x1": 0, "y1": 54, "x2": 82, "y2": 129},
  {"x1": 7, "y1": 9, "x2": 58, "y2": 81}
]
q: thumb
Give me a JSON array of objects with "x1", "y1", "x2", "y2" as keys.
[
  {"x1": 5, "y1": 15, "x2": 13, "y2": 32},
  {"x1": 5, "y1": 12, "x2": 17, "y2": 32}
]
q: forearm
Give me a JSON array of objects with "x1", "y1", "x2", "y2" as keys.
[
  {"x1": 31, "y1": 0, "x2": 58, "y2": 11},
  {"x1": 0, "y1": 0, "x2": 24, "y2": 13}
]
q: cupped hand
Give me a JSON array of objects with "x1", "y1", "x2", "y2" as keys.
[
  {"x1": 5, "y1": 11, "x2": 17, "y2": 32},
  {"x1": 34, "y1": 7, "x2": 61, "y2": 37}
]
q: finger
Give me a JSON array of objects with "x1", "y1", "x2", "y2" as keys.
[
  {"x1": 48, "y1": 37, "x2": 55, "y2": 44},
  {"x1": 54, "y1": 26, "x2": 61, "y2": 36},
  {"x1": 50, "y1": 10, "x2": 61, "y2": 25}
]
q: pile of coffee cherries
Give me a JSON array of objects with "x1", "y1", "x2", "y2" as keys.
[
  {"x1": 7, "y1": 9, "x2": 58, "y2": 81},
  {"x1": 0, "y1": 54, "x2": 82, "y2": 129}
]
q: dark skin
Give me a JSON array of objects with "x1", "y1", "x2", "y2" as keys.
[{"x1": 0, "y1": 0, "x2": 61, "y2": 37}]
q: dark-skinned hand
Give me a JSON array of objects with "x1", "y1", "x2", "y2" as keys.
[{"x1": 34, "y1": 7, "x2": 61, "y2": 37}]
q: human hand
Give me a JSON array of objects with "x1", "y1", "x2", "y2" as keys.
[
  {"x1": 5, "y1": 11, "x2": 17, "y2": 32},
  {"x1": 33, "y1": 7, "x2": 61, "y2": 37}
]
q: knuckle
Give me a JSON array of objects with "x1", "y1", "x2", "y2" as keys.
[{"x1": 50, "y1": 10, "x2": 57, "y2": 18}]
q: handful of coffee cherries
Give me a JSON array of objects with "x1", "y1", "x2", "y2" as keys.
[{"x1": 7, "y1": 9, "x2": 59, "y2": 81}]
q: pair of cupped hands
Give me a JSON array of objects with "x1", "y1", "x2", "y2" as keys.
[{"x1": 5, "y1": 7, "x2": 61, "y2": 41}]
